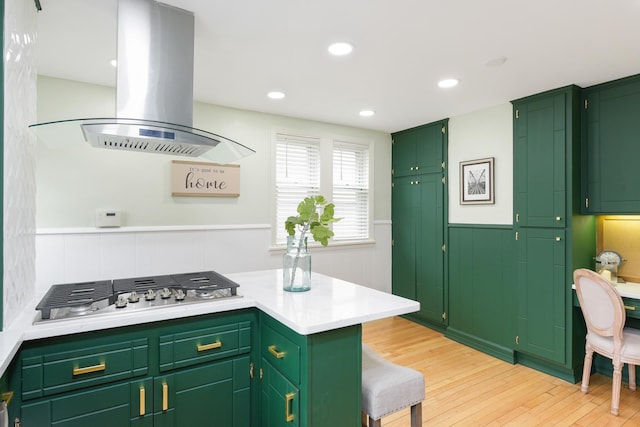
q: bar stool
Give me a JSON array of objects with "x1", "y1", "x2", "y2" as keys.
[{"x1": 361, "y1": 344, "x2": 425, "y2": 426}]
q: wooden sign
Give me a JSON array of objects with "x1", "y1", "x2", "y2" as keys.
[{"x1": 171, "y1": 160, "x2": 240, "y2": 197}]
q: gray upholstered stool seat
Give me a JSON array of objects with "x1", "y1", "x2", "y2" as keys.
[{"x1": 361, "y1": 344, "x2": 425, "y2": 427}]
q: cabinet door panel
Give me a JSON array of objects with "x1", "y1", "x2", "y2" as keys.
[
  {"x1": 261, "y1": 359, "x2": 299, "y2": 427},
  {"x1": 415, "y1": 174, "x2": 444, "y2": 324},
  {"x1": 22, "y1": 383, "x2": 132, "y2": 427},
  {"x1": 392, "y1": 129, "x2": 418, "y2": 177},
  {"x1": 392, "y1": 177, "x2": 417, "y2": 300},
  {"x1": 517, "y1": 228, "x2": 566, "y2": 364},
  {"x1": 584, "y1": 78, "x2": 640, "y2": 213},
  {"x1": 514, "y1": 94, "x2": 566, "y2": 227}
]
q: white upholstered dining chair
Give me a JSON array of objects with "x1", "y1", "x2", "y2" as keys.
[{"x1": 574, "y1": 268, "x2": 640, "y2": 416}]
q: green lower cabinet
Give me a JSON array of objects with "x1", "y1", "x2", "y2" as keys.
[
  {"x1": 516, "y1": 227, "x2": 566, "y2": 364},
  {"x1": 392, "y1": 173, "x2": 445, "y2": 328},
  {"x1": 259, "y1": 313, "x2": 362, "y2": 427},
  {"x1": 154, "y1": 357, "x2": 250, "y2": 426}
]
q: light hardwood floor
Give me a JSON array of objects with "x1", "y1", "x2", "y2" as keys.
[{"x1": 362, "y1": 317, "x2": 640, "y2": 426}]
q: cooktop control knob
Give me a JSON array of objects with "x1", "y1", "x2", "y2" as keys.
[
  {"x1": 160, "y1": 287, "x2": 172, "y2": 299},
  {"x1": 175, "y1": 289, "x2": 186, "y2": 301},
  {"x1": 128, "y1": 291, "x2": 140, "y2": 303},
  {"x1": 115, "y1": 295, "x2": 128, "y2": 308},
  {"x1": 145, "y1": 289, "x2": 156, "y2": 301}
]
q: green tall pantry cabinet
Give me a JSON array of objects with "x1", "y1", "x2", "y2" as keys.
[
  {"x1": 391, "y1": 120, "x2": 448, "y2": 330},
  {"x1": 512, "y1": 86, "x2": 594, "y2": 381}
]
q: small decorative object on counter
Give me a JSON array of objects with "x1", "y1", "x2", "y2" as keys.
[
  {"x1": 596, "y1": 250, "x2": 624, "y2": 284},
  {"x1": 283, "y1": 195, "x2": 341, "y2": 292}
]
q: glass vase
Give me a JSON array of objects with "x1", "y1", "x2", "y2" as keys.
[{"x1": 283, "y1": 235, "x2": 311, "y2": 292}]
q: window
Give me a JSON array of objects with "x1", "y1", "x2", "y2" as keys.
[
  {"x1": 274, "y1": 131, "x2": 371, "y2": 245},
  {"x1": 332, "y1": 142, "x2": 370, "y2": 241}
]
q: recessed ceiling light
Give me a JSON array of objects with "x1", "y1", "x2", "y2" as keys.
[
  {"x1": 328, "y1": 42, "x2": 354, "y2": 56},
  {"x1": 359, "y1": 110, "x2": 375, "y2": 117},
  {"x1": 110, "y1": 59, "x2": 117, "y2": 67},
  {"x1": 437, "y1": 78, "x2": 459, "y2": 89},
  {"x1": 267, "y1": 91, "x2": 286, "y2": 100}
]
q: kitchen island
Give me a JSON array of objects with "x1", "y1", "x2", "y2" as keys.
[{"x1": 0, "y1": 270, "x2": 419, "y2": 426}]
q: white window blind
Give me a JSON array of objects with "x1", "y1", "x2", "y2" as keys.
[
  {"x1": 332, "y1": 142, "x2": 370, "y2": 241},
  {"x1": 275, "y1": 133, "x2": 321, "y2": 245}
]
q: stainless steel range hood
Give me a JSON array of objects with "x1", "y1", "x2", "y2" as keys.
[{"x1": 30, "y1": 0, "x2": 255, "y2": 163}]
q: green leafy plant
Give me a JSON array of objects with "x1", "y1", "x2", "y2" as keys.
[
  {"x1": 284, "y1": 195, "x2": 341, "y2": 288},
  {"x1": 285, "y1": 195, "x2": 340, "y2": 246}
]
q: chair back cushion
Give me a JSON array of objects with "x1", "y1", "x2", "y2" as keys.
[{"x1": 574, "y1": 268, "x2": 625, "y2": 338}]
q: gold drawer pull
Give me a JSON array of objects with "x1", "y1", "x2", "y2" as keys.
[
  {"x1": 73, "y1": 362, "x2": 106, "y2": 376},
  {"x1": 197, "y1": 341, "x2": 222, "y2": 352},
  {"x1": 625, "y1": 305, "x2": 636, "y2": 311},
  {"x1": 268, "y1": 345, "x2": 286, "y2": 359},
  {"x1": 139, "y1": 387, "x2": 145, "y2": 416},
  {"x1": 285, "y1": 392, "x2": 295, "y2": 422},
  {"x1": 162, "y1": 382, "x2": 169, "y2": 411}
]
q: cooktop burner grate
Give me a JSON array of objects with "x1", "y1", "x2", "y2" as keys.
[
  {"x1": 172, "y1": 271, "x2": 239, "y2": 295},
  {"x1": 36, "y1": 280, "x2": 115, "y2": 320},
  {"x1": 113, "y1": 275, "x2": 179, "y2": 295}
]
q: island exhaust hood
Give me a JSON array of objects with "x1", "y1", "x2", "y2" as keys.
[{"x1": 30, "y1": 0, "x2": 255, "y2": 163}]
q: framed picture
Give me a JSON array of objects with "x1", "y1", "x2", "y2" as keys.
[{"x1": 460, "y1": 157, "x2": 494, "y2": 204}]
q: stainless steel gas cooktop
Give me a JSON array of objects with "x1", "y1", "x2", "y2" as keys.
[{"x1": 34, "y1": 271, "x2": 241, "y2": 323}]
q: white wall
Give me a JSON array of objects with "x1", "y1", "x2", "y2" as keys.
[
  {"x1": 34, "y1": 77, "x2": 393, "y2": 292},
  {"x1": 35, "y1": 76, "x2": 392, "y2": 228},
  {"x1": 3, "y1": 0, "x2": 37, "y2": 328},
  {"x1": 448, "y1": 103, "x2": 513, "y2": 225}
]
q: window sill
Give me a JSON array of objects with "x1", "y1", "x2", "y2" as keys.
[{"x1": 268, "y1": 238, "x2": 376, "y2": 253}]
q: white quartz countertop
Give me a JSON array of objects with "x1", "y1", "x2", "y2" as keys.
[{"x1": 0, "y1": 269, "x2": 419, "y2": 377}]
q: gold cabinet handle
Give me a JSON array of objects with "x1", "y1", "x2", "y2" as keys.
[
  {"x1": 268, "y1": 345, "x2": 286, "y2": 359},
  {"x1": 555, "y1": 216, "x2": 562, "y2": 221},
  {"x1": 73, "y1": 362, "x2": 106, "y2": 376},
  {"x1": 139, "y1": 387, "x2": 145, "y2": 416},
  {"x1": 555, "y1": 236, "x2": 562, "y2": 242},
  {"x1": 285, "y1": 392, "x2": 295, "y2": 422},
  {"x1": 162, "y1": 382, "x2": 168, "y2": 411},
  {"x1": 625, "y1": 305, "x2": 636, "y2": 311},
  {"x1": 197, "y1": 341, "x2": 222, "y2": 352}
]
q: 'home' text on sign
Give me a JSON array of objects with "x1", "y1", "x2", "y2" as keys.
[{"x1": 171, "y1": 160, "x2": 240, "y2": 197}]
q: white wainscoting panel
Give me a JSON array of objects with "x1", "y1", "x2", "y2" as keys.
[{"x1": 36, "y1": 222, "x2": 393, "y2": 295}]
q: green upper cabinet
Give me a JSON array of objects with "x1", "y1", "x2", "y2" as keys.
[
  {"x1": 392, "y1": 122, "x2": 445, "y2": 177},
  {"x1": 392, "y1": 120, "x2": 448, "y2": 329},
  {"x1": 582, "y1": 74, "x2": 640, "y2": 214},
  {"x1": 513, "y1": 91, "x2": 570, "y2": 228}
]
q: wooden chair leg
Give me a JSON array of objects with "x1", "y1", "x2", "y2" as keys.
[
  {"x1": 612, "y1": 360, "x2": 623, "y2": 416},
  {"x1": 369, "y1": 416, "x2": 381, "y2": 427},
  {"x1": 361, "y1": 411, "x2": 368, "y2": 427},
  {"x1": 410, "y1": 402, "x2": 422, "y2": 427},
  {"x1": 581, "y1": 346, "x2": 594, "y2": 393},
  {"x1": 629, "y1": 364, "x2": 637, "y2": 391}
]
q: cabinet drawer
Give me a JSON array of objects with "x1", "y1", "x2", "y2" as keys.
[
  {"x1": 261, "y1": 324, "x2": 301, "y2": 384},
  {"x1": 159, "y1": 321, "x2": 251, "y2": 371},
  {"x1": 622, "y1": 297, "x2": 640, "y2": 319},
  {"x1": 22, "y1": 338, "x2": 148, "y2": 400}
]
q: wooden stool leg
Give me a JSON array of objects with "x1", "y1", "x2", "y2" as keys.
[
  {"x1": 361, "y1": 411, "x2": 368, "y2": 427},
  {"x1": 410, "y1": 402, "x2": 422, "y2": 427},
  {"x1": 370, "y1": 416, "x2": 381, "y2": 427}
]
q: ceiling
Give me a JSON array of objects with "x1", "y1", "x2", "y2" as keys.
[{"x1": 35, "y1": 0, "x2": 640, "y2": 134}]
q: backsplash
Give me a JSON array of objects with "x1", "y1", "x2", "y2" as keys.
[
  {"x1": 597, "y1": 216, "x2": 640, "y2": 283},
  {"x1": 3, "y1": 0, "x2": 38, "y2": 328}
]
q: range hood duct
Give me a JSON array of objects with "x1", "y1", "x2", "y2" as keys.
[{"x1": 30, "y1": 0, "x2": 255, "y2": 163}]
